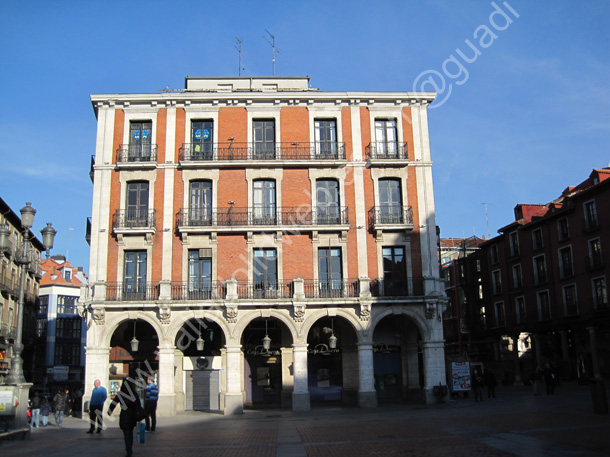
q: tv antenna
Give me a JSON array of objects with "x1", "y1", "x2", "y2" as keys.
[
  {"x1": 235, "y1": 37, "x2": 244, "y2": 76},
  {"x1": 482, "y1": 202, "x2": 492, "y2": 239},
  {"x1": 263, "y1": 29, "x2": 280, "y2": 76}
]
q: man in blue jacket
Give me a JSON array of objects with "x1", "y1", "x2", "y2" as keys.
[
  {"x1": 145, "y1": 377, "x2": 158, "y2": 431},
  {"x1": 87, "y1": 379, "x2": 107, "y2": 433}
]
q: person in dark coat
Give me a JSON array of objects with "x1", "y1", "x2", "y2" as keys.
[
  {"x1": 484, "y1": 369, "x2": 497, "y2": 398},
  {"x1": 108, "y1": 378, "x2": 141, "y2": 457}
]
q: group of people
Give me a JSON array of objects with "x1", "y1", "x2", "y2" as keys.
[
  {"x1": 532, "y1": 364, "x2": 558, "y2": 395},
  {"x1": 471, "y1": 368, "x2": 498, "y2": 402},
  {"x1": 87, "y1": 376, "x2": 158, "y2": 457},
  {"x1": 29, "y1": 386, "x2": 81, "y2": 428}
]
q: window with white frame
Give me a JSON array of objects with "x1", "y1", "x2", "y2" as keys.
[
  {"x1": 563, "y1": 284, "x2": 578, "y2": 315},
  {"x1": 490, "y1": 245, "x2": 499, "y2": 265},
  {"x1": 588, "y1": 238, "x2": 603, "y2": 269},
  {"x1": 584, "y1": 200, "x2": 598, "y2": 230},
  {"x1": 253, "y1": 179, "x2": 276, "y2": 224},
  {"x1": 537, "y1": 290, "x2": 551, "y2": 320},
  {"x1": 190, "y1": 119, "x2": 214, "y2": 159},
  {"x1": 509, "y1": 232, "x2": 519, "y2": 257},
  {"x1": 592, "y1": 277, "x2": 608, "y2": 311},
  {"x1": 374, "y1": 119, "x2": 398, "y2": 157},
  {"x1": 57, "y1": 295, "x2": 78, "y2": 314},
  {"x1": 253, "y1": 119, "x2": 276, "y2": 158},
  {"x1": 492, "y1": 270, "x2": 502, "y2": 294},
  {"x1": 39, "y1": 295, "x2": 48, "y2": 315},
  {"x1": 495, "y1": 302, "x2": 506, "y2": 327},
  {"x1": 314, "y1": 119, "x2": 338, "y2": 156}
]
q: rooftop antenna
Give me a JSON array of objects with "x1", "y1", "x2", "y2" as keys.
[
  {"x1": 482, "y1": 202, "x2": 492, "y2": 239},
  {"x1": 264, "y1": 29, "x2": 280, "y2": 76},
  {"x1": 235, "y1": 37, "x2": 244, "y2": 76}
]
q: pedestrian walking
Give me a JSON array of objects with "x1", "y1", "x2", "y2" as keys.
[
  {"x1": 145, "y1": 377, "x2": 158, "y2": 432},
  {"x1": 64, "y1": 388, "x2": 74, "y2": 417},
  {"x1": 472, "y1": 369, "x2": 484, "y2": 402},
  {"x1": 40, "y1": 398, "x2": 52, "y2": 426},
  {"x1": 532, "y1": 367, "x2": 543, "y2": 395},
  {"x1": 87, "y1": 379, "x2": 108, "y2": 434},
  {"x1": 108, "y1": 377, "x2": 142, "y2": 457},
  {"x1": 544, "y1": 363, "x2": 556, "y2": 395},
  {"x1": 484, "y1": 369, "x2": 497, "y2": 398},
  {"x1": 53, "y1": 388, "x2": 68, "y2": 426},
  {"x1": 30, "y1": 391, "x2": 41, "y2": 428}
]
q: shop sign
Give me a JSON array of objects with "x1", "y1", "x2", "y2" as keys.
[{"x1": 307, "y1": 344, "x2": 340, "y2": 356}]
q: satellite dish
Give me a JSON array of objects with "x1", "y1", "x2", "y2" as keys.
[{"x1": 196, "y1": 357, "x2": 209, "y2": 370}]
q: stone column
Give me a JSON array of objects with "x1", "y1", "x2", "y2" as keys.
[
  {"x1": 421, "y1": 340, "x2": 446, "y2": 404},
  {"x1": 357, "y1": 342, "x2": 377, "y2": 408},
  {"x1": 173, "y1": 348, "x2": 184, "y2": 411},
  {"x1": 83, "y1": 346, "x2": 111, "y2": 414},
  {"x1": 292, "y1": 344, "x2": 310, "y2": 411},
  {"x1": 157, "y1": 345, "x2": 176, "y2": 416},
  {"x1": 224, "y1": 345, "x2": 243, "y2": 415},
  {"x1": 281, "y1": 347, "x2": 294, "y2": 408},
  {"x1": 512, "y1": 333, "x2": 523, "y2": 385}
]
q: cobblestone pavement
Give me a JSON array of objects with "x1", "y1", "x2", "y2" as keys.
[{"x1": 2, "y1": 382, "x2": 610, "y2": 457}]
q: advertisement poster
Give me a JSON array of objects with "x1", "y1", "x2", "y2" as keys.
[{"x1": 451, "y1": 361, "x2": 471, "y2": 392}]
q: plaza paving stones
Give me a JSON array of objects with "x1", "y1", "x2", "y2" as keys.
[{"x1": 2, "y1": 382, "x2": 610, "y2": 457}]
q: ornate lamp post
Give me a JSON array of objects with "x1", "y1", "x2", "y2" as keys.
[{"x1": 0, "y1": 202, "x2": 56, "y2": 384}]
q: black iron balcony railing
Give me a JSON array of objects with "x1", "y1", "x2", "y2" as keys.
[
  {"x1": 116, "y1": 144, "x2": 158, "y2": 163},
  {"x1": 370, "y1": 278, "x2": 425, "y2": 297},
  {"x1": 113, "y1": 209, "x2": 156, "y2": 229},
  {"x1": 179, "y1": 142, "x2": 346, "y2": 162},
  {"x1": 0, "y1": 268, "x2": 16, "y2": 294},
  {"x1": 106, "y1": 282, "x2": 160, "y2": 301},
  {"x1": 586, "y1": 253, "x2": 605, "y2": 271},
  {"x1": 171, "y1": 281, "x2": 226, "y2": 300},
  {"x1": 303, "y1": 279, "x2": 359, "y2": 299},
  {"x1": 177, "y1": 206, "x2": 349, "y2": 228},
  {"x1": 365, "y1": 142, "x2": 408, "y2": 160},
  {"x1": 236, "y1": 281, "x2": 293, "y2": 299},
  {"x1": 369, "y1": 206, "x2": 414, "y2": 227}
]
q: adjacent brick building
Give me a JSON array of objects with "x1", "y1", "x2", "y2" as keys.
[{"x1": 82, "y1": 76, "x2": 447, "y2": 415}]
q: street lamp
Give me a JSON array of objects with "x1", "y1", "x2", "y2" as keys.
[{"x1": 1, "y1": 202, "x2": 56, "y2": 384}]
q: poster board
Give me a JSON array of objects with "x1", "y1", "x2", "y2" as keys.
[{"x1": 451, "y1": 361, "x2": 471, "y2": 392}]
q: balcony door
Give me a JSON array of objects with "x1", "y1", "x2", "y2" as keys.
[
  {"x1": 253, "y1": 248, "x2": 277, "y2": 298},
  {"x1": 316, "y1": 179, "x2": 340, "y2": 224},
  {"x1": 314, "y1": 120, "x2": 337, "y2": 157},
  {"x1": 124, "y1": 251, "x2": 147, "y2": 300},
  {"x1": 379, "y1": 178, "x2": 403, "y2": 223},
  {"x1": 382, "y1": 246, "x2": 406, "y2": 295},
  {"x1": 188, "y1": 250, "x2": 212, "y2": 299},
  {"x1": 253, "y1": 120, "x2": 275, "y2": 159},
  {"x1": 189, "y1": 180, "x2": 212, "y2": 225},
  {"x1": 375, "y1": 119, "x2": 398, "y2": 157},
  {"x1": 126, "y1": 181, "x2": 149, "y2": 227},
  {"x1": 129, "y1": 121, "x2": 152, "y2": 159},
  {"x1": 191, "y1": 120, "x2": 213, "y2": 159},
  {"x1": 319, "y1": 247, "x2": 342, "y2": 297},
  {"x1": 253, "y1": 180, "x2": 276, "y2": 224}
]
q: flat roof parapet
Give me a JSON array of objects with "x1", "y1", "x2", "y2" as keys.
[{"x1": 185, "y1": 76, "x2": 312, "y2": 92}]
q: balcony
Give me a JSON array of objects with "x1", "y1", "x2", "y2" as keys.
[
  {"x1": 370, "y1": 278, "x2": 425, "y2": 297},
  {"x1": 176, "y1": 206, "x2": 349, "y2": 233},
  {"x1": 303, "y1": 279, "x2": 359, "y2": 299},
  {"x1": 179, "y1": 142, "x2": 346, "y2": 166},
  {"x1": 0, "y1": 268, "x2": 16, "y2": 295},
  {"x1": 106, "y1": 283, "x2": 160, "y2": 302},
  {"x1": 365, "y1": 142, "x2": 408, "y2": 162},
  {"x1": 236, "y1": 281, "x2": 293, "y2": 300},
  {"x1": 28, "y1": 257, "x2": 42, "y2": 278},
  {"x1": 171, "y1": 281, "x2": 226, "y2": 300},
  {"x1": 583, "y1": 217, "x2": 600, "y2": 234},
  {"x1": 113, "y1": 210, "x2": 156, "y2": 233},
  {"x1": 116, "y1": 144, "x2": 158, "y2": 167},
  {"x1": 368, "y1": 206, "x2": 414, "y2": 231},
  {"x1": 586, "y1": 253, "x2": 605, "y2": 271}
]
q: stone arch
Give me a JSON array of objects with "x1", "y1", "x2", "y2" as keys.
[
  {"x1": 300, "y1": 308, "x2": 364, "y2": 343},
  {"x1": 233, "y1": 309, "x2": 299, "y2": 344},
  {"x1": 369, "y1": 305, "x2": 431, "y2": 341},
  {"x1": 165, "y1": 310, "x2": 232, "y2": 347},
  {"x1": 103, "y1": 311, "x2": 165, "y2": 348}
]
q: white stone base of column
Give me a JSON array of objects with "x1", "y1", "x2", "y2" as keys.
[
  {"x1": 358, "y1": 390, "x2": 378, "y2": 408},
  {"x1": 157, "y1": 394, "x2": 176, "y2": 416},
  {"x1": 14, "y1": 383, "x2": 33, "y2": 430},
  {"x1": 223, "y1": 393, "x2": 244, "y2": 415},
  {"x1": 292, "y1": 391, "x2": 310, "y2": 412}
]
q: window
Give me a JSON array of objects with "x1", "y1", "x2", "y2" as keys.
[
  {"x1": 584, "y1": 200, "x2": 598, "y2": 231},
  {"x1": 57, "y1": 296, "x2": 78, "y2": 314},
  {"x1": 36, "y1": 318, "x2": 47, "y2": 338},
  {"x1": 374, "y1": 119, "x2": 398, "y2": 157},
  {"x1": 0, "y1": 303, "x2": 3, "y2": 326},
  {"x1": 533, "y1": 255, "x2": 547, "y2": 284},
  {"x1": 318, "y1": 247, "x2": 342, "y2": 297},
  {"x1": 490, "y1": 245, "x2": 499, "y2": 265},
  {"x1": 56, "y1": 318, "x2": 81, "y2": 339},
  {"x1": 494, "y1": 302, "x2": 506, "y2": 327},
  {"x1": 124, "y1": 251, "x2": 147, "y2": 300},
  {"x1": 492, "y1": 270, "x2": 502, "y2": 294},
  {"x1": 559, "y1": 246, "x2": 573, "y2": 278},
  {"x1": 563, "y1": 284, "x2": 578, "y2": 315},
  {"x1": 509, "y1": 232, "x2": 519, "y2": 257},
  {"x1": 515, "y1": 296, "x2": 526, "y2": 324},
  {"x1": 8, "y1": 308, "x2": 13, "y2": 329},
  {"x1": 129, "y1": 121, "x2": 152, "y2": 159},
  {"x1": 253, "y1": 119, "x2": 275, "y2": 158},
  {"x1": 479, "y1": 306, "x2": 487, "y2": 329},
  {"x1": 512, "y1": 264, "x2": 522, "y2": 290},
  {"x1": 316, "y1": 179, "x2": 340, "y2": 224},
  {"x1": 537, "y1": 290, "x2": 551, "y2": 320},
  {"x1": 189, "y1": 180, "x2": 212, "y2": 225},
  {"x1": 557, "y1": 218, "x2": 570, "y2": 241},
  {"x1": 191, "y1": 120, "x2": 213, "y2": 159},
  {"x1": 378, "y1": 178, "x2": 403, "y2": 223},
  {"x1": 126, "y1": 181, "x2": 149, "y2": 227},
  {"x1": 64, "y1": 270, "x2": 71, "y2": 282},
  {"x1": 188, "y1": 249, "x2": 212, "y2": 299},
  {"x1": 253, "y1": 248, "x2": 277, "y2": 298},
  {"x1": 593, "y1": 277, "x2": 608, "y2": 311},
  {"x1": 532, "y1": 228, "x2": 543, "y2": 250},
  {"x1": 39, "y1": 295, "x2": 49, "y2": 315},
  {"x1": 382, "y1": 246, "x2": 407, "y2": 296},
  {"x1": 588, "y1": 238, "x2": 603, "y2": 269},
  {"x1": 54, "y1": 343, "x2": 80, "y2": 366},
  {"x1": 253, "y1": 180, "x2": 276, "y2": 224},
  {"x1": 314, "y1": 119, "x2": 337, "y2": 156}
]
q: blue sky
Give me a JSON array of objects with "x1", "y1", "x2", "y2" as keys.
[{"x1": 1, "y1": 0, "x2": 609, "y2": 273}]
